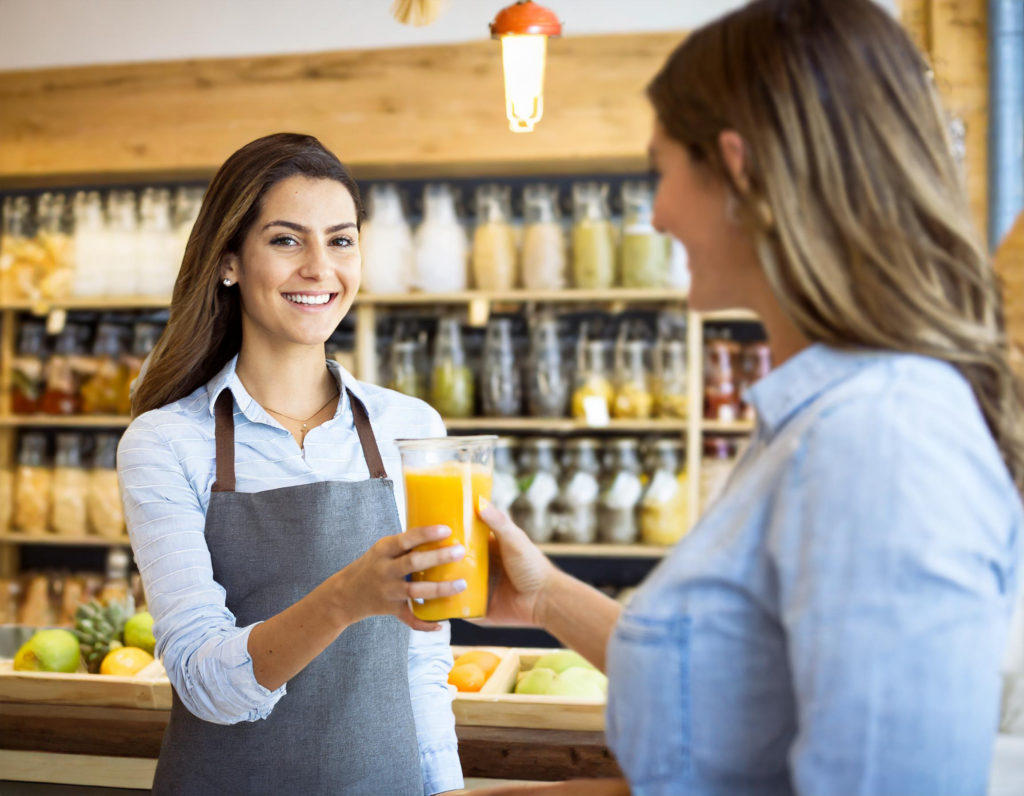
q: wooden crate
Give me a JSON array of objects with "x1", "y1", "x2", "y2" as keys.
[
  {"x1": 452, "y1": 647, "x2": 606, "y2": 732},
  {"x1": 0, "y1": 658, "x2": 171, "y2": 709}
]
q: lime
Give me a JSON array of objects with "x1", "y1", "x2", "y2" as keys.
[
  {"x1": 13, "y1": 629, "x2": 80, "y2": 673},
  {"x1": 123, "y1": 611, "x2": 156, "y2": 656}
]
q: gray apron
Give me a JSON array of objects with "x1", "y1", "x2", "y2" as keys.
[{"x1": 153, "y1": 388, "x2": 424, "y2": 795}]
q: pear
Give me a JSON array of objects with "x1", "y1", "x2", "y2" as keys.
[
  {"x1": 532, "y1": 650, "x2": 595, "y2": 674},
  {"x1": 546, "y1": 667, "x2": 608, "y2": 699},
  {"x1": 514, "y1": 666, "x2": 556, "y2": 695}
]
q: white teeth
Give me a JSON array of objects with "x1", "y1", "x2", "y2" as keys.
[{"x1": 284, "y1": 293, "x2": 332, "y2": 305}]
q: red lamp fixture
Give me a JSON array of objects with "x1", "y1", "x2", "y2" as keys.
[{"x1": 490, "y1": 1, "x2": 563, "y2": 133}]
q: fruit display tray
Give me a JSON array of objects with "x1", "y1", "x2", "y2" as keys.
[
  {"x1": 0, "y1": 658, "x2": 172, "y2": 709},
  {"x1": 451, "y1": 647, "x2": 606, "y2": 732}
]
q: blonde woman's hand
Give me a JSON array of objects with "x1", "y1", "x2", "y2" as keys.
[
  {"x1": 334, "y1": 524, "x2": 466, "y2": 632},
  {"x1": 478, "y1": 499, "x2": 558, "y2": 627}
]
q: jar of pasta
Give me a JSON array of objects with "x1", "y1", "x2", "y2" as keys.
[
  {"x1": 89, "y1": 433, "x2": 126, "y2": 540},
  {"x1": 14, "y1": 433, "x2": 51, "y2": 535},
  {"x1": 571, "y1": 182, "x2": 616, "y2": 289},
  {"x1": 52, "y1": 433, "x2": 89, "y2": 537}
]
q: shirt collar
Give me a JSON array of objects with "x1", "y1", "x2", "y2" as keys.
[
  {"x1": 746, "y1": 343, "x2": 886, "y2": 437},
  {"x1": 205, "y1": 354, "x2": 366, "y2": 425}
]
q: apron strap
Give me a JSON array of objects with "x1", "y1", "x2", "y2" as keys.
[
  {"x1": 210, "y1": 386, "x2": 388, "y2": 492},
  {"x1": 211, "y1": 390, "x2": 236, "y2": 493}
]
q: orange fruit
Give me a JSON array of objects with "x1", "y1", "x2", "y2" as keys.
[
  {"x1": 99, "y1": 646, "x2": 154, "y2": 676},
  {"x1": 448, "y1": 662, "x2": 486, "y2": 692},
  {"x1": 454, "y1": 650, "x2": 501, "y2": 678}
]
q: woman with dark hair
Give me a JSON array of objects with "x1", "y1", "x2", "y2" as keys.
[
  {"x1": 120, "y1": 133, "x2": 465, "y2": 794},
  {"x1": 479, "y1": 1, "x2": 1024, "y2": 794}
]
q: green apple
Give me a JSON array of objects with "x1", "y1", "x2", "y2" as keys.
[
  {"x1": 532, "y1": 650, "x2": 596, "y2": 674},
  {"x1": 13, "y1": 629, "x2": 80, "y2": 673},
  {"x1": 514, "y1": 667, "x2": 556, "y2": 695},
  {"x1": 545, "y1": 667, "x2": 608, "y2": 699}
]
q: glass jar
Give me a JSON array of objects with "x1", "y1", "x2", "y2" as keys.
[
  {"x1": 472, "y1": 184, "x2": 517, "y2": 291},
  {"x1": 701, "y1": 436, "x2": 738, "y2": 510},
  {"x1": 0, "y1": 460, "x2": 12, "y2": 531},
  {"x1": 739, "y1": 342, "x2": 772, "y2": 422},
  {"x1": 52, "y1": 433, "x2": 88, "y2": 537},
  {"x1": 620, "y1": 181, "x2": 668, "y2": 288},
  {"x1": 704, "y1": 339, "x2": 741, "y2": 422},
  {"x1": 389, "y1": 339, "x2": 427, "y2": 400},
  {"x1": 551, "y1": 438, "x2": 601, "y2": 544},
  {"x1": 89, "y1": 433, "x2": 126, "y2": 540},
  {"x1": 521, "y1": 183, "x2": 566, "y2": 290},
  {"x1": 106, "y1": 190, "x2": 139, "y2": 297},
  {"x1": 481, "y1": 318, "x2": 521, "y2": 417},
  {"x1": 571, "y1": 182, "x2": 616, "y2": 289},
  {"x1": 527, "y1": 317, "x2": 570, "y2": 418},
  {"x1": 139, "y1": 188, "x2": 179, "y2": 297},
  {"x1": 360, "y1": 183, "x2": 413, "y2": 294},
  {"x1": 511, "y1": 437, "x2": 560, "y2": 543},
  {"x1": 71, "y1": 191, "x2": 109, "y2": 298},
  {"x1": 667, "y1": 238, "x2": 690, "y2": 291},
  {"x1": 0, "y1": 195, "x2": 33, "y2": 302},
  {"x1": 430, "y1": 318, "x2": 475, "y2": 418},
  {"x1": 491, "y1": 437, "x2": 519, "y2": 514},
  {"x1": 571, "y1": 339, "x2": 613, "y2": 421},
  {"x1": 81, "y1": 323, "x2": 128, "y2": 415},
  {"x1": 640, "y1": 439, "x2": 688, "y2": 546},
  {"x1": 173, "y1": 186, "x2": 204, "y2": 272},
  {"x1": 35, "y1": 192, "x2": 73, "y2": 301},
  {"x1": 40, "y1": 325, "x2": 84, "y2": 415},
  {"x1": 597, "y1": 438, "x2": 643, "y2": 544},
  {"x1": 613, "y1": 339, "x2": 654, "y2": 419},
  {"x1": 12, "y1": 322, "x2": 47, "y2": 414},
  {"x1": 413, "y1": 184, "x2": 468, "y2": 293},
  {"x1": 120, "y1": 322, "x2": 162, "y2": 414},
  {"x1": 14, "y1": 433, "x2": 51, "y2": 535},
  {"x1": 654, "y1": 338, "x2": 688, "y2": 419}
]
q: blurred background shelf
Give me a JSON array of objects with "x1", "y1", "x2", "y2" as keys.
[
  {"x1": 444, "y1": 417, "x2": 688, "y2": 433},
  {"x1": 0, "y1": 533, "x2": 131, "y2": 547},
  {"x1": 0, "y1": 416, "x2": 131, "y2": 428},
  {"x1": 702, "y1": 419, "x2": 756, "y2": 434},
  {"x1": 355, "y1": 289, "x2": 688, "y2": 306},
  {"x1": 537, "y1": 543, "x2": 669, "y2": 559}
]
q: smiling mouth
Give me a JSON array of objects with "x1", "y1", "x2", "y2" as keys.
[{"x1": 282, "y1": 292, "x2": 337, "y2": 306}]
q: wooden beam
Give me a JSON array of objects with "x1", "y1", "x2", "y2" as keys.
[{"x1": 994, "y1": 211, "x2": 1024, "y2": 370}]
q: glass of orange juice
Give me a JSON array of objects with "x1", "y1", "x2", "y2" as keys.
[{"x1": 395, "y1": 435, "x2": 496, "y2": 621}]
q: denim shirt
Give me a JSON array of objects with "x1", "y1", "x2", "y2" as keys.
[{"x1": 606, "y1": 344, "x2": 1023, "y2": 796}]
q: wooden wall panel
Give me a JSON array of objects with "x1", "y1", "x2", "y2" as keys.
[
  {"x1": 994, "y1": 212, "x2": 1024, "y2": 369},
  {"x1": 0, "y1": 32, "x2": 682, "y2": 184}
]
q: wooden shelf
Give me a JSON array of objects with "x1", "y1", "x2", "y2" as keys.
[
  {"x1": 444, "y1": 417, "x2": 688, "y2": 433},
  {"x1": 0, "y1": 533, "x2": 130, "y2": 547},
  {"x1": 0, "y1": 296, "x2": 170, "y2": 312},
  {"x1": 702, "y1": 419, "x2": 756, "y2": 434},
  {"x1": 355, "y1": 289, "x2": 688, "y2": 305},
  {"x1": 699, "y1": 309, "x2": 760, "y2": 322},
  {"x1": 0, "y1": 416, "x2": 131, "y2": 428},
  {"x1": 537, "y1": 543, "x2": 669, "y2": 558}
]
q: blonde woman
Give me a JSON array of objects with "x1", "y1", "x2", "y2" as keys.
[{"x1": 480, "y1": 1, "x2": 1024, "y2": 794}]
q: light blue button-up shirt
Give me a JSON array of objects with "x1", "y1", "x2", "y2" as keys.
[
  {"x1": 606, "y1": 344, "x2": 1023, "y2": 796},
  {"x1": 118, "y1": 356, "x2": 463, "y2": 795}
]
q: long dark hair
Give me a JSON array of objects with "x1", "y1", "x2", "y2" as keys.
[{"x1": 132, "y1": 133, "x2": 363, "y2": 417}]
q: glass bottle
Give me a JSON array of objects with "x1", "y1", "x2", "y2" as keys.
[
  {"x1": 89, "y1": 433, "x2": 126, "y2": 540},
  {"x1": 654, "y1": 338, "x2": 688, "y2": 419},
  {"x1": 0, "y1": 195, "x2": 33, "y2": 302},
  {"x1": 106, "y1": 190, "x2": 139, "y2": 297},
  {"x1": 14, "y1": 433, "x2": 51, "y2": 535},
  {"x1": 472, "y1": 184, "x2": 517, "y2": 291},
  {"x1": 360, "y1": 183, "x2": 413, "y2": 294},
  {"x1": 40, "y1": 325, "x2": 84, "y2": 415},
  {"x1": 80, "y1": 323, "x2": 128, "y2": 414},
  {"x1": 52, "y1": 433, "x2": 89, "y2": 537},
  {"x1": 613, "y1": 338, "x2": 654, "y2": 419},
  {"x1": 620, "y1": 181, "x2": 668, "y2": 288},
  {"x1": 667, "y1": 238, "x2": 690, "y2": 291},
  {"x1": 173, "y1": 186, "x2": 204, "y2": 272},
  {"x1": 739, "y1": 342, "x2": 772, "y2": 422},
  {"x1": 491, "y1": 437, "x2": 519, "y2": 514},
  {"x1": 526, "y1": 317, "x2": 570, "y2": 418},
  {"x1": 35, "y1": 192, "x2": 73, "y2": 301},
  {"x1": 701, "y1": 436, "x2": 738, "y2": 510},
  {"x1": 510, "y1": 437, "x2": 560, "y2": 543},
  {"x1": 551, "y1": 438, "x2": 601, "y2": 544},
  {"x1": 481, "y1": 318, "x2": 521, "y2": 417},
  {"x1": 413, "y1": 184, "x2": 468, "y2": 293},
  {"x1": 430, "y1": 318, "x2": 474, "y2": 418},
  {"x1": 139, "y1": 188, "x2": 179, "y2": 297},
  {"x1": 521, "y1": 183, "x2": 566, "y2": 290},
  {"x1": 704, "y1": 339, "x2": 741, "y2": 422},
  {"x1": 98, "y1": 547, "x2": 132, "y2": 607},
  {"x1": 640, "y1": 439, "x2": 689, "y2": 546},
  {"x1": 571, "y1": 339, "x2": 613, "y2": 421},
  {"x1": 571, "y1": 182, "x2": 616, "y2": 289},
  {"x1": 119, "y1": 322, "x2": 162, "y2": 415},
  {"x1": 597, "y1": 438, "x2": 644, "y2": 544},
  {"x1": 71, "y1": 191, "x2": 109, "y2": 297},
  {"x1": 11, "y1": 322, "x2": 47, "y2": 414},
  {"x1": 389, "y1": 339, "x2": 427, "y2": 400}
]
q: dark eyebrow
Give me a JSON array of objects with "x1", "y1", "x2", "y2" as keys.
[{"x1": 261, "y1": 220, "x2": 357, "y2": 234}]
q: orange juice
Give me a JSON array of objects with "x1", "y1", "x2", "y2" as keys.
[{"x1": 404, "y1": 462, "x2": 492, "y2": 620}]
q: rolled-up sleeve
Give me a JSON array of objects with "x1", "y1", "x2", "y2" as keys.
[
  {"x1": 768, "y1": 394, "x2": 1020, "y2": 795},
  {"x1": 118, "y1": 416, "x2": 285, "y2": 724}
]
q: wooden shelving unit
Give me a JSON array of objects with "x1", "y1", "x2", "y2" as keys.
[
  {"x1": 0, "y1": 533, "x2": 131, "y2": 547},
  {"x1": 537, "y1": 543, "x2": 668, "y2": 559}
]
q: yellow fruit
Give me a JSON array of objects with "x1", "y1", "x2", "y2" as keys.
[
  {"x1": 447, "y1": 662, "x2": 486, "y2": 692},
  {"x1": 99, "y1": 646, "x2": 154, "y2": 676},
  {"x1": 13, "y1": 629, "x2": 80, "y2": 673},
  {"x1": 123, "y1": 611, "x2": 156, "y2": 655},
  {"x1": 453, "y1": 650, "x2": 501, "y2": 678}
]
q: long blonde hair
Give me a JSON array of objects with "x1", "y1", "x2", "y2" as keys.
[
  {"x1": 648, "y1": 0, "x2": 1024, "y2": 491},
  {"x1": 132, "y1": 133, "x2": 363, "y2": 417}
]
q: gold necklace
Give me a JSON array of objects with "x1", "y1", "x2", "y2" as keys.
[{"x1": 263, "y1": 390, "x2": 340, "y2": 435}]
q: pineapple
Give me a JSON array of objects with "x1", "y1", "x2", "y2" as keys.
[{"x1": 74, "y1": 596, "x2": 135, "y2": 673}]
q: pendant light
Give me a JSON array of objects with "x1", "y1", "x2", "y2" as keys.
[{"x1": 490, "y1": 1, "x2": 563, "y2": 133}]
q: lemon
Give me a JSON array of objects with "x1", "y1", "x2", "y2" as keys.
[
  {"x1": 13, "y1": 629, "x2": 80, "y2": 673},
  {"x1": 100, "y1": 646, "x2": 154, "y2": 677},
  {"x1": 123, "y1": 611, "x2": 156, "y2": 655}
]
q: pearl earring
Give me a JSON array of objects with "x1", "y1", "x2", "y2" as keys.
[{"x1": 222, "y1": 278, "x2": 232, "y2": 287}]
